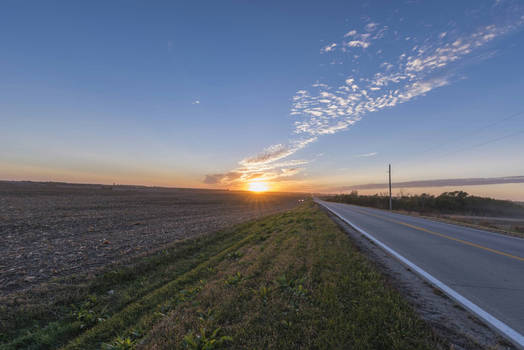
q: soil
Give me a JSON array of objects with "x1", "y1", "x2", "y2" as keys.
[{"x1": 0, "y1": 181, "x2": 304, "y2": 296}]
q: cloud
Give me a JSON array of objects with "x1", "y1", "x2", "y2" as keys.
[
  {"x1": 240, "y1": 144, "x2": 294, "y2": 167},
  {"x1": 242, "y1": 167, "x2": 303, "y2": 183},
  {"x1": 289, "y1": 17, "x2": 524, "y2": 138},
  {"x1": 192, "y1": 100, "x2": 200, "y2": 104},
  {"x1": 365, "y1": 22, "x2": 379, "y2": 31},
  {"x1": 204, "y1": 8, "x2": 524, "y2": 187},
  {"x1": 356, "y1": 152, "x2": 378, "y2": 157},
  {"x1": 239, "y1": 138, "x2": 316, "y2": 168},
  {"x1": 344, "y1": 30, "x2": 357, "y2": 37},
  {"x1": 203, "y1": 165, "x2": 305, "y2": 185},
  {"x1": 321, "y1": 43, "x2": 337, "y2": 53},
  {"x1": 203, "y1": 138, "x2": 316, "y2": 185},
  {"x1": 291, "y1": 74, "x2": 450, "y2": 136},
  {"x1": 347, "y1": 40, "x2": 370, "y2": 49},
  {"x1": 203, "y1": 172, "x2": 242, "y2": 184}
]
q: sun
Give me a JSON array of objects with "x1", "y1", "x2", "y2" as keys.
[{"x1": 247, "y1": 182, "x2": 269, "y2": 193}]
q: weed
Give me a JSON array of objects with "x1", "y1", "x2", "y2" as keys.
[
  {"x1": 101, "y1": 336, "x2": 135, "y2": 350},
  {"x1": 280, "y1": 320, "x2": 293, "y2": 328},
  {"x1": 197, "y1": 309, "x2": 215, "y2": 322},
  {"x1": 254, "y1": 285, "x2": 271, "y2": 304},
  {"x1": 276, "y1": 274, "x2": 306, "y2": 295},
  {"x1": 182, "y1": 327, "x2": 232, "y2": 349},
  {"x1": 71, "y1": 295, "x2": 107, "y2": 329},
  {"x1": 224, "y1": 272, "x2": 243, "y2": 286},
  {"x1": 226, "y1": 251, "x2": 243, "y2": 260},
  {"x1": 176, "y1": 285, "x2": 203, "y2": 303}
]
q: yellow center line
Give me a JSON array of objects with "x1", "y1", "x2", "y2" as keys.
[{"x1": 349, "y1": 207, "x2": 524, "y2": 262}]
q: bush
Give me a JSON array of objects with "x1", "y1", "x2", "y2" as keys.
[{"x1": 326, "y1": 191, "x2": 524, "y2": 217}]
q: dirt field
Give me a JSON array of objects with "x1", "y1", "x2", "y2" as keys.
[{"x1": 0, "y1": 181, "x2": 304, "y2": 296}]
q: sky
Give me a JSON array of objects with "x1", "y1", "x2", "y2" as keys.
[{"x1": 1, "y1": 0, "x2": 524, "y2": 199}]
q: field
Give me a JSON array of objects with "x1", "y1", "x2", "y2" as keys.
[
  {"x1": 0, "y1": 199, "x2": 443, "y2": 349},
  {"x1": 437, "y1": 214, "x2": 524, "y2": 238},
  {"x1": 0, "y1": 181, "x2": 304, "y2": 295}
]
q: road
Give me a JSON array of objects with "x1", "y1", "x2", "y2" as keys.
[{"x1": 316, "y1": 199, "x2": 524, "y2": 348}]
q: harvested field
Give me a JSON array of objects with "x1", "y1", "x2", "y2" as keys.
[
  {"x1": 0, "y1": 200, "x2": 444, "y2": 349},
  {"x1": 0, "y1": 181, "x2": 304, "y2": 295}
]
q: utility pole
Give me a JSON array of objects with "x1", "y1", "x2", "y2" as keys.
[{"x1": 388, "y1": 164, "x2": 392, "y2": 210}]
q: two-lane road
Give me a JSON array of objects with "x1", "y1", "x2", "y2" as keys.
[{"x1": 316, "y1": 199, "x2": 524, "y2": 347}]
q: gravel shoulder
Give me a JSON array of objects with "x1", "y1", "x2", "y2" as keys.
[{"x1": 321, "y1": 205, "x2": 516, "y2": 350}]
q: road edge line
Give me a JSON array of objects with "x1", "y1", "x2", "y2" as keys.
[{"x1": 317, "y1": 200, "x2": 524, "y2": 349}]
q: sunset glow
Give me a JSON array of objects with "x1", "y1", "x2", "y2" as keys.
[
  {"x1": 1, "y1": 1, "x2": 524, "y2": 201},
  {"x1": 247, "y1": 182, "x2": 269, "y2": 193}
]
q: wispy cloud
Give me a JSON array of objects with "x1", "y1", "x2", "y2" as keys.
[
  {"x1": 321, "y1": 43, "x2": 337, "y2": 53},
  {"x1": 239, "y1": 138, "x2": 315, "y2": 168},
  {"x1": 291, "y1": 14, "x2": 524, "y2": 138},
  {"x1": 192, "y1": 100, "x2": 200, "y2": 105},
  {"x1": 344, "y1": 30, "x2": 357, "y2": 37},
  {"x1": 203, "y1": 138, "x2": 316, "y2": 185},
  {"x1": 365, "y1": 22, "x2": 379, "y2": 31},
  {"x1": 204, "y1": 4, "x2": 524, "y2": 187},
  {"x1": 356, "y1": 152, "x2": 378, "y2": 158}
]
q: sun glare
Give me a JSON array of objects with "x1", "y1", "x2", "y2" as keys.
[{"x1": 248, "y1": 182, "x2": 269, "y2": 193}]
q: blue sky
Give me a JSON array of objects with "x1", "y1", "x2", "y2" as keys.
[{"x1": 1, "y1": 0, "x2": 524, "y2": 199}]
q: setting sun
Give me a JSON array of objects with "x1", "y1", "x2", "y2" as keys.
[{"x1": 247, "y1": 182, "x2": 269, "y2": 193}]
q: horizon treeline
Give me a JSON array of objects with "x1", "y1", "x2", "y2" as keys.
[{"x1": 325, "y1": 190, "x2": 524, "y2": 217}]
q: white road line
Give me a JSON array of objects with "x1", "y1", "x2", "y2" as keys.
[{"x1": 317, "y1": 200, "x2": 524, "y2": 349}]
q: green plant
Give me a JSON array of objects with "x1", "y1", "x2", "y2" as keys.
[
  {"x1": 71, "y1": 295, "x2": 106, "y2": 329},
  {"x1": 254, "y1": 285, "x2": 271, "y2": 304},
  {"x1": 197, "y1": 308, "x2": 215, "y2": 322},
  {"x1": 226, "y1": 251, "x2": 243, "y2": 260},
  {"x1": 280, "y1": 319, "x2": 293, "y2": 328},
  {"x1": 102, "y1": 336, "x2": 135, "y2": 350},
  {"x1": 175, "y1": 285, "x2": 202, "y2": 303},
  {"x1": 276, "y1": 274, "x2": 305, "y2": 292},
  {"x1": 183, "y1": 327, "x2": 232, "y2": 349},
  {"x1": 224, "y1": 272, "x2": 243, "y2": 286}
]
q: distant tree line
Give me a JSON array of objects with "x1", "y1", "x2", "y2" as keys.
[{"x1": 325, "y1": 190, "x2": 524, "y2": 217}]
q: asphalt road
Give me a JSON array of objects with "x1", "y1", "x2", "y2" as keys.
[{"x1": 316, "y1": 199, "x2": 524, "y2": 347}]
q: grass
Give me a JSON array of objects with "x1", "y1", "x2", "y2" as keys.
[
  {"x1": 391, "y1": 210, "x2": 524, "y2": 239},
  {"x1": 1, "y1": 200, "x2": 445, "y2": 349}
]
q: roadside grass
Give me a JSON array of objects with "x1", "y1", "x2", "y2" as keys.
[
  {"x1": 0, "y1": 220, "x2": 258, "y2": 349},
  {"x1": 392, "y1": 210, "x2": 524, "y2": 239},
  {"x1": 436, "y1": 217, "x2": 524, "y2": 239},
  {"x1": 1, "y1": 200, "x2": 445, "y2": 349}
]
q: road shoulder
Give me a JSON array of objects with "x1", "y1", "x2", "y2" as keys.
[{"x1": 320, "y1": 204, "x2": 516, "y2": 350}]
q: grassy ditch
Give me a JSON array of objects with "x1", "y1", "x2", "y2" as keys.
[{"x1": 1, "y1": 200, "x2": 444, "y2": 349}]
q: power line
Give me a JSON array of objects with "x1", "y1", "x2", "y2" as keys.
[
  {"x1": 398, "y1": 110, "x2": 524, "y2": 164},
  {"x1": 432, "y1": 129, "x2": 524, "y2": 161}
]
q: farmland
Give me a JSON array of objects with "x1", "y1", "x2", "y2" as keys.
[
  {"x1": 1, "y1": 198, "x2": 443, "y2": 349},
  {"x1": 0, "y1": 181, "x2": 303, "y2": 295}
]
